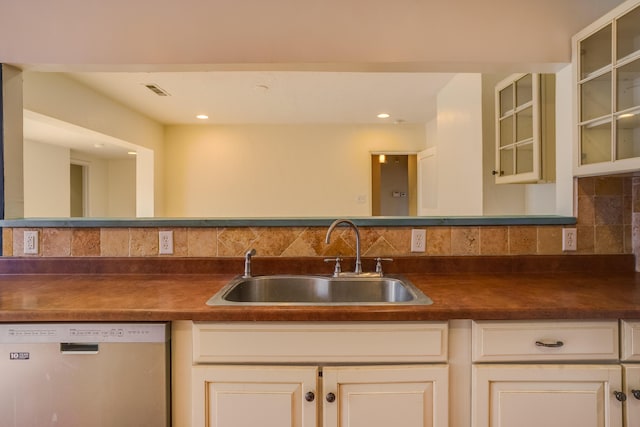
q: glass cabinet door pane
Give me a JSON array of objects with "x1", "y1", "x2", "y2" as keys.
[
  {"x1": 516, "y1": 143, "x2": 534, "y2": 174},
  {"x1": 499, "y1": 148, "x2": 515, "y2": 176},
  {"x1": 580, "y1": 72, "x2": 612, "y2": 121},
  {"x1": 616, "y1": 113, "x2": 640, "y2": 159},
  {"x1": 516, "y1": 106, "x2": 533, "y2": 142},
  {"x1": 580, "y1": 121, "x2": 612, "y2": 164},
  {"x1": 617, "y1": 58, "x2": 640, "y2": 111},
  {"x1": 616, "y1": 5, "x2": 640, "y2": 60},
  {"x1": 580, "y1": 24, "x2": 612, "y2": 79},
  {"x1": 499, "y1": 116, "x2": 513, "y2": 147},
  {"x1": 499, "y1": 85, "x2": 513, "y2": 116},
  {"x1": 515, "y1": 74, "x2": 532, "y2": 107}
]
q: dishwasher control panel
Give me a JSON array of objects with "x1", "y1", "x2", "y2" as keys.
[{"x1": 0, "y1": 323, "x2": 168, "y2": 343}]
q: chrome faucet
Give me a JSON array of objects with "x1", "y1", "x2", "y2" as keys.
[
  {"x1": 325, "y1": 219, "x2": 362, "y2": 275},
  {"x1": 243, "y1": 248, "x2": 256, "y2": 278}
]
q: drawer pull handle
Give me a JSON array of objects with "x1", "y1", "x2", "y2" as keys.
[
  {"x1": 326, "y1": 392, "x2": 336, "y2": 403},
  {"x1": 632, "y1": 390, "x2": 640, "y2": 400},
  {"x1": 535, "y1": 340, "x2": 564, "y2": 348},
  {"x1": 614, "y1": 391, "x2": 627, "y2": 402},
  {"x1": 305, "y1": 392, "x2": 315, "y2": 402}
]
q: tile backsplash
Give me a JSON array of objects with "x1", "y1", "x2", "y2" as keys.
[{"x1": 2, "y1": 175, "x2": 635, "y2": 260}]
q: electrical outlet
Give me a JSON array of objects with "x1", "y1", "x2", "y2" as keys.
[
  {"x1": 159, "y1": 230, "x2": 174, "y2": 255},
  {"x1": 562, "y1": 228, "x2": 577, "y2": 251},
  {"x1": 23, "y1": 230, "x2": 39, "y2": 255},
  {"x1": 411, "y1": 229, "x2": 426, "y2": 252}
]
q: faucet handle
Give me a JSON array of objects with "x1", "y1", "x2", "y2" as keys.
[
  {"x1": 243, "y1": 249, "x2": 257, "y2": 278},
  {"x1": 324, "y1": 257, "x2": 343, "y2": 277},
  {"x1": 374, "y1": 258, "x2": 393, "y2": 275}
]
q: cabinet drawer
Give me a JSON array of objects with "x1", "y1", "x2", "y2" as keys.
[
  {"x1": 472, "y1": 320, "x2": 619, "y2": 362},
  {"x1": 622, "y1": 320, "x2": 640, "y2": 361},
  {"x1": 193, "y1": 321, "x2": 448, "y2": 364}
]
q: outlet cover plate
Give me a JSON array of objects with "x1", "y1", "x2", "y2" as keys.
[
  {"x1": 411, "y1": 229, "x2": 426, "y2": 252},
  {"x1": 562, "y1": 228, "x2": 577, "y2": 251},
  {"x1": 23, "y1": 230, "x2": 39, "y2": 255},
  {"x1": 159, "y1": 230, "x2": 174, "y2": 255}
]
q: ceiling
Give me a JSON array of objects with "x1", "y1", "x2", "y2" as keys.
[
  {"x1": 66, "y1": 71, "x2": 456, "y2": 125},
  {"x1": 23, "y1": 70, "x2": 456, "y2": 159}
]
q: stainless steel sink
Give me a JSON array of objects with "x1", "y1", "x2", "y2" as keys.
[{"x1": 206, "y1": 275, "x2": 433, "y2": 306}]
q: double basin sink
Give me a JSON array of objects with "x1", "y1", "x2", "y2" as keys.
[{"x1": 206, "y1": 274, "x2": 433, "y2": 306}]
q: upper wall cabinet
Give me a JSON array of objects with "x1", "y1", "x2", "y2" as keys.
[
  {"x1": 573, "y1": 0, "x2": 640, "y2": 176},
  {"x1": 494, "y1": 73, "x2": 556, "y2": 184}
]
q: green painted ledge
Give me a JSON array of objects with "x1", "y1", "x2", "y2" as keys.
[{"x1": 0, "y1": 216, "x2": 577, "y2": 228}]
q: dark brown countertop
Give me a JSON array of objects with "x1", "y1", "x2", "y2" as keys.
[{"x1": 0, "y1": 255, "x2": 638, "y2": 322}]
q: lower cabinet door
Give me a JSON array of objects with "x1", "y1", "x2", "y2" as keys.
[
  {"x1": 322, "y1": 365, "x2": 449, "y2": 427},
  {"x1": 472, "y1": 364, "x2": 623, "y2": 427},
  {"x1": 192, "y1": 365, "x2": 318, "y2": 427},
  {"x1": 625, "y1": 364, "x2": 640, "y2": 427}
]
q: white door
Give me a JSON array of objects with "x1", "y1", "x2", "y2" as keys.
[
  {"x1": 192, "y1": 365, "x2": 318, "y2": 427},
  {"x1": 417, "y1": 147, "x2": 438, "y2": 216},
  {"x1": 323, "y1": 365, "x2": 448, "y2": 427},
  {"x1": 473, "y1": 364, "x2": 623, "y2": 427},
  {"x1": 624, "y1": 364, "x2": 640, "y2": 427}
]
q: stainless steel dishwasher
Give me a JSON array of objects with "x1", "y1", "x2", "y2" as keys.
[{"x1": 0, "y1": 323, "x2": 170, "y2": 427}]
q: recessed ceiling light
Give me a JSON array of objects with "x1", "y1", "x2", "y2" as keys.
[
  {"x1": 127, "y1": 151, "x2": 137, "y2": 156},
  {"x1": 377, "y1": 113, "x2": 390, "y2": 119},
  {"x1": 196, "y1": 114, "x2": 209, "y2": 120}
]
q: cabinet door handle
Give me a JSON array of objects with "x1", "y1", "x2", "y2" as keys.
[
  {"x1": 305, "y1": 391, "x2": 315, "y2": 402},
  {"x1": 632, "y1": 389, "x2": 640, "y2": 400},
  {"x1": 614, "y1": 391, "x2": 627, "y2": 402},
  {"x1": 326, "y1": 392, "x2": 336, "y2": 403},
  {"x1": 535, "y1": 340, "x2": 564, "y2": 348}
]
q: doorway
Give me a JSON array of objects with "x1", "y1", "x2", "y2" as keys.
[
  {"x1": 70, "y1": 163, "x2": 87, "y2": 217},
  {"x1": 371, "y1": 154, "x2": 417, "y2": 216}
]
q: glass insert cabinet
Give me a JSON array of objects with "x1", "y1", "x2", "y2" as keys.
[
  {"x1": 574, "y1": 0, "x2": 640, "y2": 176},
  {"x1": 494, "y1": 73, "x2": 555, "y2": 184}
]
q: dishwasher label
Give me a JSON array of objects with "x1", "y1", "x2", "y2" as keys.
[{"x1": 9, "y1": 352, "x2": 30, "y2": 360}]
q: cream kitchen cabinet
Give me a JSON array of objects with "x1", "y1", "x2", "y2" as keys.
[
  {"x1": 622, "y1": 320, "x2": 640, "y2": 426},
  {"x1": 494, "y1": 73, "x2": 555, "y2": 184},
  {"x1": 191, "y1": 365, "x2": 318, "y2": 427},
  {"x1": 192, "y1": 364, "x2": 448, "y2": 427},
  {"x1": 623, "y1": 365, "x2": 640, "y2": 426},
  {"x1": 188, "y1": 321, "x2": 449, "y2": 427},
  {"x1": 573, "y1": 0, "x2": 640, "y2": 176},
  {"x1": 471, "y1": 320, "x2": 623, "y2": 427}
]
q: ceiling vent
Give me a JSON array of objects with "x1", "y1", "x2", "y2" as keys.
[{"x1": 144, "y1": 84, "x2": 170, "y2": 96}]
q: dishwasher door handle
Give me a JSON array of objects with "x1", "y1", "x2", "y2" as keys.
[{"x1": 60, "y1": 343, "x2": 99, "y2": 354}]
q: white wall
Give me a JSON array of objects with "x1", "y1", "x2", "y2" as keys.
[
  {"x1": 70, "y1": 152, "x2": 108, "y2": 217},
  {"x1": 135, "y1": 148, "x2": 154, "y2": 217},
  {"x1": 70, "y1": 151, "x2": 136, "y2": 218},
  {"x1": 24, "y1": 140, "x2": 137, "y2": 218},
  {"x1": 24, "y1": 140, "x2": 70, "y2": 217},
  {"x1": 425, "y1": 119, "x2": 437, "y2": 149},
  {"x1": 432, "y1": 74, "x2": 484, "y2": 215},
  {"x1": 2, "y1": 65, "x2": 24, "y2": 218},
  {"x1": 164, "y1": 124, "x2": 426, "y2": 217},
  {"x1": 22, "y1": 72, "x2": 165, "y2": 216},
  {"x1": 555, "y1": 64, "x2": 575, "y2": 216},
  {"x1": 108, "y1": 159, "x2": 137, "y2": 217}
]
